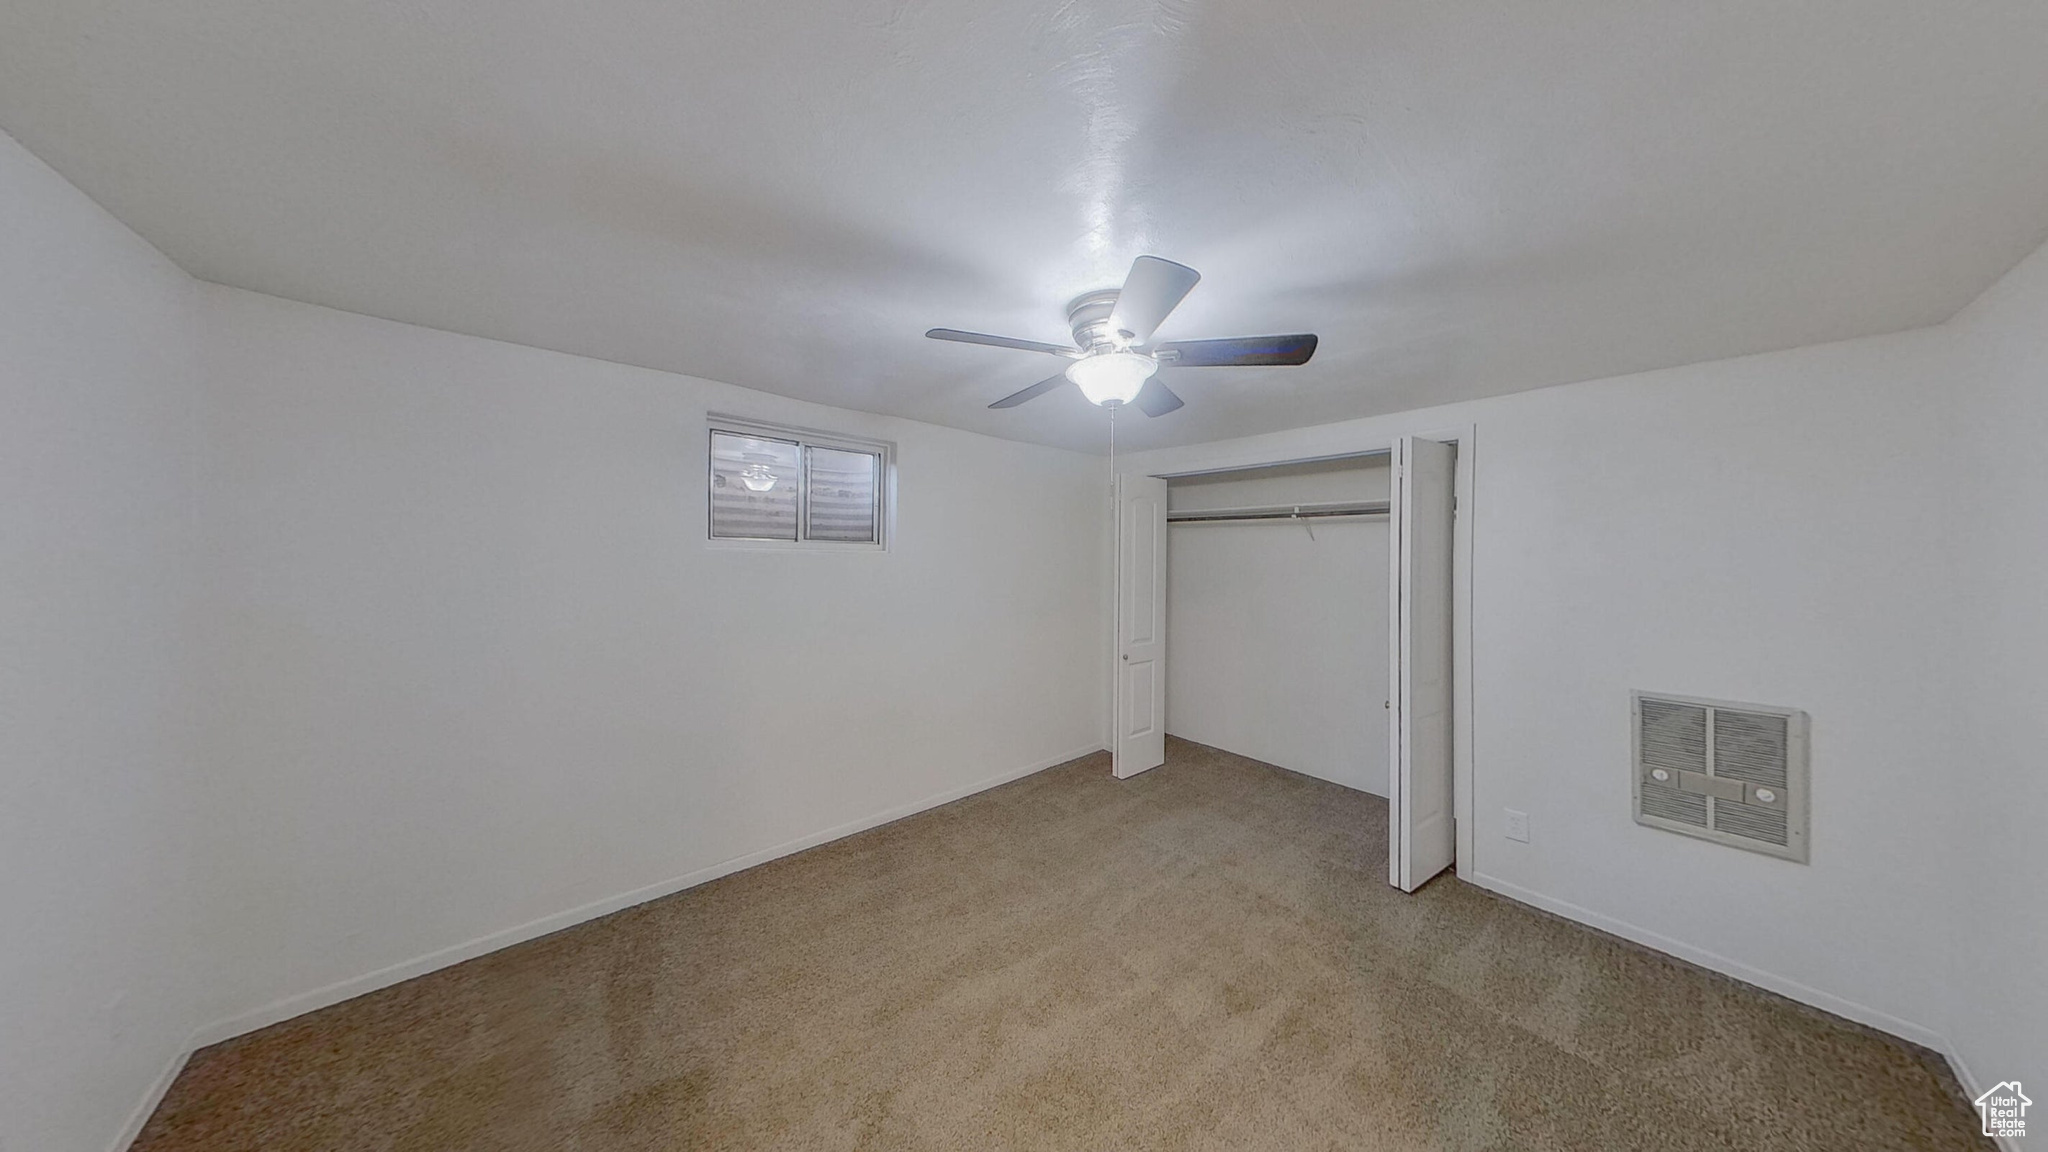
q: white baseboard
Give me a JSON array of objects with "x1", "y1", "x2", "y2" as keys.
[
  {"x1": 185, "y1": 745, "x2": 1101, "y2": 1052},
  {"x1": 127, "y1": 754, "x2": 2008, "y2": 1151},
  {"x1": 1464, "y1": 871, "x2": 1946, "y2": 1049},
  {"x1": 1464, "y1": 871, "x2": 2024, "y2": 1147},
  {"x1": 113, "y1": 745, "x2": 1099, "y2": 1149},
  {"x1": 1940, "y1": 1044, "x2": 2023, "y2": 1152},
  {"x1": 1474, "y1": 865, "x2": 2015, "y2": 1139},
  {"x1": 106, "y1": 1031, "x2": 199, "y2": 1152}
]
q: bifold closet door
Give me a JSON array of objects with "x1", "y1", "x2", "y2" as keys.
[
  {"x1": 1390, "y1": 436, "x2": 1455, "y2": 891},
  {"x1": 1114, "y1": 474, "x2": 1167, "y2": 779}
]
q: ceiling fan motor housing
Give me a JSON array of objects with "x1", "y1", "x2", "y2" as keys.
[{"x1": 1066, "y1": 290, "x2": 1126, "y2": 351}]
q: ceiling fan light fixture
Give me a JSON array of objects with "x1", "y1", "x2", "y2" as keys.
[{"x1": 1065, "y1": 350, "x2": 1155, "y2": 407}]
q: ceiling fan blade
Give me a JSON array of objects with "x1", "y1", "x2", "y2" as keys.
[
  {"x1": 1155, "y1": 333, "x2": 1318, "y2": 367},
  {"x1": 988, "y1": 372, "x2": 1070, "y2": 409},
  {"x1": 1107, "y1": 256, "x2": 1200, "y2": 346},
  {"x1": 927, "y1": 328, "x2": 1080, "y2": 358},
  {"x1": 1133, "y1": 377, "x2": 1185, "y2": 417}
]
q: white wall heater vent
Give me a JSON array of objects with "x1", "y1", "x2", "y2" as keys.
[{"x1": 1632, "y1": 691, "x2": 1809, "y2": 863}]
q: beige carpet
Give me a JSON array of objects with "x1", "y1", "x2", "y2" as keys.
[{"x1": 135, "y1": 739, "x2": 1987, "y2": 1150}]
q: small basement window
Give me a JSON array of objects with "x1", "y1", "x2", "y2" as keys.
[{"x1": 708, "y1": 419, "x2": 889, "y2": 548}]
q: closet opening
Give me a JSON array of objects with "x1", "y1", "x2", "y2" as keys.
[
  {"x1": 1114, "y1": 438, "x2": 1463, "y2": 892},
  {"x1": 1164, "y1": 454, "x2": 1394, "y2": 798}
]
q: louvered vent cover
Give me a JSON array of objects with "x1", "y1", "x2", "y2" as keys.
[{"x1": 1632, "y1": 692, "x2": 1808, "y2": 862}]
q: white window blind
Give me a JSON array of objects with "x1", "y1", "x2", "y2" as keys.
[
  {"x1": 709, "y1": 431, "x2": 801, "y2": 541},
  {"x1": 708, "y1": 421, "x2": 888, "y2": 548},
  {"x1": 803, "y1": 446, "x2": 881, "y2": 542}
]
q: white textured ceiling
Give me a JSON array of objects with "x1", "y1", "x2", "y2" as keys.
[{"x1": 5, "y1": 2, "x2": 2048, "y2": 452}]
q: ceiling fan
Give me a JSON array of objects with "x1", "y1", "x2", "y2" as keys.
[{"x1": 927, "y1": 256, "x2": 1318, "y2": 416}]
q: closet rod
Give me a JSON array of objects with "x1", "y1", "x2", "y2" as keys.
[{"x1": 1165, "y1": 500, "x2": 1390, "y2": 524}]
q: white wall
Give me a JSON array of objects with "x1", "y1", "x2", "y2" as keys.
[
  {"x1": 1946, "y1": 239, "x2": 2048, "y2": 1099},
  {"x1": 1165, "y1": 461, "x2": 1390, "y2": 795},
  {"x1": 0, "y1": 131, "x2": 208, "y2": 1151},
  {"x1": 7, "y1": 103, "x2": 2041, "y2": 1145},
  {"x1": 2, "y1": 124, "x2": 1109, "y2": 1144},
  {"x1": 191, "y1": 286, "x2": 1108, "y2": 1032},
  {"x1": 1121, "y1": 319, "x2": 1973, "y2": 1058}
]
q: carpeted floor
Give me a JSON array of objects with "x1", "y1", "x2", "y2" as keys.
[{"x1": 134, "y1": 738, "x2": 1988, "y2": 1150}]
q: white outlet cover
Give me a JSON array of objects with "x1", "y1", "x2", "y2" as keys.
[{"x1": 1504, "y1": 809, "x2": 1530, "y2": 843}]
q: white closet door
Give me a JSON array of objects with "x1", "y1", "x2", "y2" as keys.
[
  {"x1": 1390, "y1": 436, "x2": 1456, "y2": 890},
  {"x1": 1115, "y1": 474, "x2": 1168, "y2": 779}
]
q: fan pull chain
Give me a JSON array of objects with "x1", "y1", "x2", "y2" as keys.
[{"x1": 1108, "y1": 401, "x2": 1117, "y2": 501}]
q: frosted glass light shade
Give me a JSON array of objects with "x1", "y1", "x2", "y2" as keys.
[{"x1": 1065, "y1": 351, "x2": 1155, "y2": 406}]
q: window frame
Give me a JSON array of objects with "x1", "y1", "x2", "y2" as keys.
[{"x1": 706, "y1": 416, "x2": 892, "y2": 552}]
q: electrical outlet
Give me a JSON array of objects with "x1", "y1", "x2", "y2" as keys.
[{"x1": 1504, "y1": 809, "x2": 1530, "y2": 843}]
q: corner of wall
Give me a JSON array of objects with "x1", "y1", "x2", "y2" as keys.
[{"x1": 0, "y1": 125, "x2": 218, "y2": 1152}]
